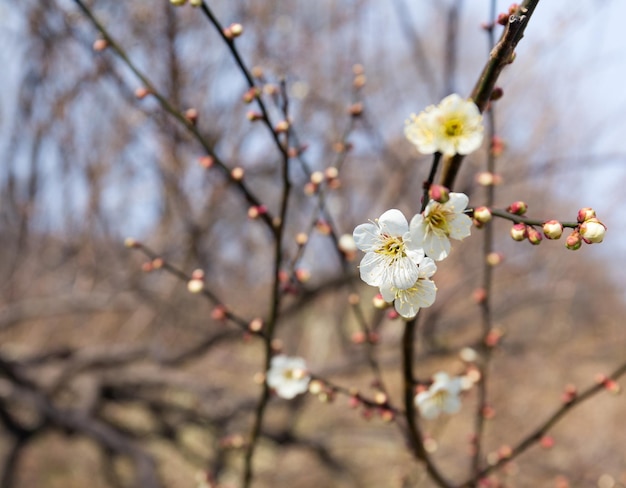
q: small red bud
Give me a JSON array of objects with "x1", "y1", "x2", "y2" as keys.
[
  {"x1": 577, "y1": 207, "x2": 596, "y2": 223},
  {"x1": 527, "y1": 226, "x2": 542, "y2": 245},
  {"x1": 507, "y1": 201, "x2": 527, "y2": 215},
  {"x1": 428, "y1": 184, "x2": 450, "y2": 203}
]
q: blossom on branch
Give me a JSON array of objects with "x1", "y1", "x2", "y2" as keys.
[
  {"x1": 415, "y1": 372, "x2": 464, "y2": 420},
  {"x1": 353, "y1": 209, "x2": 425, "y2": 290},
  {"x1": 410, "y1": 192, "x2": 472, "y2": 261},
  {"x1": 266, "y1": 355, "x2": 311, "y2": 399},
  {"x1": 405, "y1": 94, "x2": 484, "y2": 156},
  {"x1": 379, "y1": 257, "x2": 437, "y2": 319}
]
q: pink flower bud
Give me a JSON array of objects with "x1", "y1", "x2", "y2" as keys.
[
  {"x1": 274, "y1": 120, "x2": 290, "y2": 133},
  {"x1": 473, "y1": 206, "x2": 492, "y2": 224},
  {"x1": 510, "y1": 223, "x2": 527, "y2": 241},
  {"x1": 542, "y1": 220, "x2": 563, "y2": 240},
  {"x1": 565, "y1": 231, "x2": 582, "y2": 250},
  {"x1": 428, "y1": 184, "x2": 450, "y2": 203},
  {"x1": 577, "y1": 207, "x2": 596, "y2": 223},
  {"x1": 527, "y1": 227, "x2": 542, "y2": 245},
  {"x1": 506, "y1": 201, "x2": 527, "y2": 216},
  {"x1": 579, "y1": 218, "x2": 606, "y2": 244}
]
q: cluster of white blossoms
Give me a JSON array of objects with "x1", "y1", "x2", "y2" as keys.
[
  {"x1": 404, "y1": 94, "x2": 484, "y2": 157},
  {"x1": 353, "y1": 195, "x2": 472, "y2": 319}
]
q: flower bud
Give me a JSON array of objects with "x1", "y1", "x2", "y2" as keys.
[
  {"x1": 274, "y1": 120, "x2": 290, "y2": 133},
  {"x1": 509, "y1": 223, "x2": 527, "y2": 241},
  {"x1": 170, "y1": 0, "x2": 186, "y2": 5},
  {"x1": 190, "y1": 0, "x2": 202, "y2": 6},
  {"x1": 577, "y1": 207, "x2": 596, "y2": 223},
  {"x1": 527, "y1": 227, "x2": 542, "y2": 245},
  {"x1": 490, "y1": 136, "x2": 505, "y2": 157},
  {"x1": 506, "y1": 201, "x2": 527, "y2": 216},
  {"x1": 93, "y1": 38, "x2": 108, "y2": 51},
  {"x1": 473, "y1": 206, "x2": 492, "y2": 224},
  {"x1": 428, "y1": 184, "x2": 450, "y2": 203},
  {"x1": 490, "y1": 87, "x2": 503, "y2": 101},
  {"x1": 579, "y1": 218, "x2": 606, "y2": 244},
  {"x1": 565, "y1": 231, "x2": 582, "y2": 250},
  {"x1": 187, "y1": 278, "x2": 204, "y2": 293},
  {"x1": 542, "y1": 220, "x2": 563, "y2": 240}
]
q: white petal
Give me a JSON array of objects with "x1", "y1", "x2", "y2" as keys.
[
  {"x1": 418, "y1": 257, "x2": 437, "y2": 278},
  {"x1": 390, "y1": 257, "x2": 419, "y2": 290},
  {"x1": 442, "y1": 395, "x2": 462, "y2": 415},
  {"x1": 409, "y1": 214, "x2": 426, "y2": 242},
  {"x1": 353, "y1": 222, "x2": 379, "y2": 252},
  {"x1": 423, "y1": 232, "x2": 451, "y2": 261},
  {"x1": 445, "y1": 192, "x2": 469, "y2": 213},
  {"x1": 379, "y1": 283, "x2": 396, "y2": 303},
  {"x1": 377, "y1": 209, "x2": 409, "y2": 236},
  {"x1": 447, "y1": 213, "x2": 473, "y2": 240},
  {"x1": 358, "y1": 252, "x2": 387, "y2": 286}
]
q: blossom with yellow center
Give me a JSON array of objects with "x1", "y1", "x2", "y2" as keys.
[
  {"x1": 410, "y1": 192, "x2": 472, "y2": 261},
  {"x1": 379, "y1": 257, "x2": 438, "y2": 319},
  {"x1": 415, "y1": 372, "x2": 463, "y2": 420},
  {"x1": 405, "y1": 94, "x2": 484, "y2": 156},
  {"x1": 353, "y1": 209, "x2": 425, "y2": 290},
  {"x1": 266, "y1": 355, "x2": 310, "y2": 399}
]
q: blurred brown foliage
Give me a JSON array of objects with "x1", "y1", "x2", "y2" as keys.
[{"x1": 1, "y1": 1, "x2": 625, "y2": 487}]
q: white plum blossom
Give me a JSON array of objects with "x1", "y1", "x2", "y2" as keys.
[
  {"x1": 353, "y1": 209, "x2": 425, "y2": 290},
  {"x1": 415, "y1": 372, "x2": 464, "y2": 420},
  {"x1": 266, "y1": 355, "x2": 310, "y2": 399},
  {"x1": 379, "y1": 257, "x2": 437, "y2": 319},
  {"x1": 405, "y1": 94, "x2": 484, "y2": 157},
  {"x1": 410, "y1": 192, "x2": 472, "y2": 261}
]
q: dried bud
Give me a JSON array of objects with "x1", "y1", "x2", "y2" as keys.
[
  {"x1": 565, "y1": 231, "x2": 582, "y2": 250},
  {"x1": 579, "y1": 218, "x2": 606, "y2": 244},
  {"x1": 527, "y1": 226, "x2": 542, "y2": 245},
  {"x1": 490, "y1": 87, "x2": 503, "y2": 101},
  {"x1": 577, "y1": 207, "x2": 596, "y2": 223},
  {"x1": 473, "y1": 206, "x2": 492, "y2": 224},
  {"x1": 506, "y1": 201, "x2": 527, "y2": 215},
  {"x1": 428, "y1": 184, "x2": 450, "y2": 203},
  {"x1": 510, "y1": 223, "x2": 527, "y2": 241},
  {"x1": 542, "y1": 220, "x2": 563, "y2": 240}
]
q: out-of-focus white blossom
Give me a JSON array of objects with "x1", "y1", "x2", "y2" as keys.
[
  {"x1": 266, "y1": 355, "x2": 310, "y2": 399},
  {"x1": 415, "y1": 372, "x2": 464, "y2": 420},
  {"x1": 405, "y1": 94, "x2": 484, "y2": 156}
]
